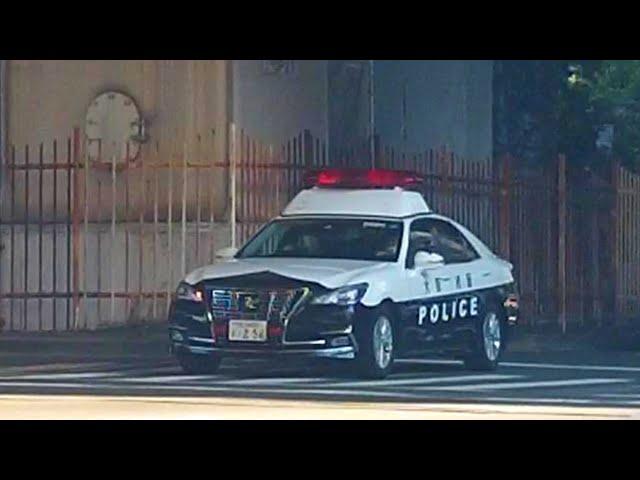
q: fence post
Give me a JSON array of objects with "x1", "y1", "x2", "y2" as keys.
[
  {"x1": 611, "y1": 160, "x2": 620, "y2": 325},
  {"x1": 72, "y1": 127, "x2": 82, "y2": 330},
  {"x1": 439, "y1": 148, "x2": 451, "y2": 215},
  {"x1": 303, "y1": 129, "x2": 313, "y2": 168},
  {"x1": 557, "y1": 154, "x2": 567, "y2": 334},
  {"x1": 229, "y1": 122, "x2": 237, "y2": 249},
  {"x1": 374, "y1": 134, "x2": 381, "y2": 168},
  {"x1": 498, "y1": 154, "x2": 511, "y2": 260}
]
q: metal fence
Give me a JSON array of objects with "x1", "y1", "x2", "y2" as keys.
[
  {"x1": 0, "y1": 128, "x2": 228, "y2": 331},
  {"x1": 615, "y1": 164, "x2": 640, "y2": 319},
  {"x1": 1, "y1": 125, "x2": 639, "y2": 332}
]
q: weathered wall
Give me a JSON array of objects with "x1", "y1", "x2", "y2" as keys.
[
  {"x1": 5, "y1": 60, "x2": 231, "y2": 220},
  {"x1": 374, "y1": 60, "x2": 493, "y2": 161},
  {"x1": 0, "y1": 223, "x2": 232, "y2": 331},
  {"x1": 232, "y1": 60, "x2": 328, "y2": 144},
  {"x1": 327, "y1": 60, "x2": 371, "y2": 152},
  {"x1": 1, "y1": 60, "x2": 233, "y2": 330},
  {"x1": 0, "y1": 60, "x2": 5, "y2": 198}
]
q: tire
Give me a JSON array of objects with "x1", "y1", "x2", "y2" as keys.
[
  {"x1": 177, "y1": 352, "x2": 222, "y2": 374},
  {"x1": 463, "y1": 307, "x2": 504, "y2": 371},
  {"x1": 353, "y1": 305, "x2": 396, "y2": 379}
]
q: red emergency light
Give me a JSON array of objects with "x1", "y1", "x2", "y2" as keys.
[{"x1": 303, "y1": 168, "x2": 424, "y2": 189}]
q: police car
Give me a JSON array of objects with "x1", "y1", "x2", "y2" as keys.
[{"x1": 168, "y1": 168, "x2": 519, "y2": 378}]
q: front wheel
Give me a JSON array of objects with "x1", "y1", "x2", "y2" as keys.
[
  {"x1": 177, "y1": 352, "x2": 222, "y2": 374},
  {"x1": 463, "y1": 309, "x2": 504, "y2": 371},
  {"x1": 353, "y1": 306, "x2": 395, "y2": 379}
]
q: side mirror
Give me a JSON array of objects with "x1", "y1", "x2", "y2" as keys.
[
  {"x1": 414, "y1": 251, "x2": 444, "y2": 269},
  {"x1": 215, "y1": 246, "x2": 238, "y2": 260}
]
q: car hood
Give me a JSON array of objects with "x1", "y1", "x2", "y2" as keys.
[{"x1": 183, "y1": 257, "x2": 394, "y2": 290}]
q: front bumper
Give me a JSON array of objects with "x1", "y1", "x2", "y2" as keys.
[
  {"x1": 169, "y1": 310, "x2": 357, "y2": 359},
  {"x1": 168, "y1": 298, "x2": 358, "y2": 360},
  {"x1": 168, "y1": 327, "x2": 356, "y2": 359}
]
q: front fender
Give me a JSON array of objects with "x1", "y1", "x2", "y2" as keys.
[{"x1": 360, "y1": 280, "x2": 392, "y2": 308}]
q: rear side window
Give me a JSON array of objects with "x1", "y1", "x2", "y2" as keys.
[{"x1": 407, "y1": 218, "x2": 479, "y2": 266}]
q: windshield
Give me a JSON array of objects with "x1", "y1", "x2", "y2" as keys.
[{"x1": 237, "y1": 218, "x2": 404, "y2": 262}]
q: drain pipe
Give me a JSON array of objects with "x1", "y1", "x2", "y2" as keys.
[
  {"x1": 369, "y1": 60, "x2": 375, "y2": 168},
  {"x1": 0, "y1": 60, "x2": 6, "y2": 198}
]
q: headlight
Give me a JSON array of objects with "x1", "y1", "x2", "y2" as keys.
[
  {"x1": 311, "y1": 283, "x2": 368, "y2": 306},
  {"x1": 176, "y1": 282, "x2": 204, "y2": 303}
]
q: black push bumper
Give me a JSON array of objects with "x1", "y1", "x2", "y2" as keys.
[
  {"x1": 168, "y1": 325, "x2": 356, "y2": 360},
  {"x1": 168, "y1": 294, "x2": 358, "y2": 360}
]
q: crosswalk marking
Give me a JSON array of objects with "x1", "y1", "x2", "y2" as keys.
[
  {"x1": 0, "y1": 381, "x2": 426, "y2": 399},
  {"x1": 3, "y1": 378, "x2": 635, "y2": 408},
  {"x1": 213, "y1": 377, "x2": 328, "y2": 386},
  {"x1": 0, "y1": 363, "x2": 116, "y2": 375},
  {"x1": 396, "y1": 359, "x2": 460, "y2": 366},
  {"x1": 418, "y1": 378, "x2": 630, "y2": 392},
  {"x1": 117, "y1": 375, "x2": 224, "y2": 383},
  {"x1": 0, "y1": 372, "x2": 123, "y2": 381},
  {"x1": 322, "y1": 374, "x2": 522, "y2": 388},
  {"x1": 595, "y1": 393, "x2": 640, "y2": 399},
  {"x1": 0, "y1": 358, "x2": 638, "y2": 409},
  {"x1": 500, "y1": 362, "x2": 640, "y2": 373},
  {"x1": 398, "y1": 358, "x2": 640, "y2": 374},
  {"x1": 481, "y1": 396, "x2": 639, "y2": 407}
]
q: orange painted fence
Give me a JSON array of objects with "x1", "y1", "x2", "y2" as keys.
[
  {"x1": 614, "y1": 164, "x2": 640, "y2": 319},
  {"x1": 1, "y1": 124, "x2": 639, "y2": 331},
  {"x1": 230, "y1": 128, "x2": 640, "y2": 331}
]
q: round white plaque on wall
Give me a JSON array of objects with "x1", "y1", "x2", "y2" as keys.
[{"x1": 85, "y1": 91, "x2": 142, "y2": 167}]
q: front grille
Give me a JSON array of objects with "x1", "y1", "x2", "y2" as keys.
[{"x1": 209, "y1": 287, "x2": 310, "y2": 324}]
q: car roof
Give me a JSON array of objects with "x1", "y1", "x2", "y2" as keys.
[{"x1": 281, "y1": 187, "x2": 431, "y2": 218}]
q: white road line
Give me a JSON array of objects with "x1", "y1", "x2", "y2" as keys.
[
  {"x1": 0, "y1": 372, "x2": 123, "y2": 381},
  {"x1": 398, "y1": 358, "x2": 640, "y2": 374},
  {"x1": 418, "y1": 378, "x2": 631, "y2": 392},
  {"x1": 107, "y1": 367, "x2": 182, "y2": 377},
  {"x1": 501, "y1": 361, "x2": 640, "y2": 373},
  {"x1": 481, "y1": 396, "x2": 622, "y2": 406},
  {"x1": 595, "y1": 393, "x2": 640, "y2": 399},
  {"x1": 396, "y1": 359, "x2": 461, "y2": 366},
  {"x1": 213, "y1": 377, "x2": 329, "y2": 386},
  {"x1": 0, "y1": 381, "x2": 424, "y2": 399},
  {"x1": 0, "y1": 381, "x2": 129, "y2": 390},
  {"x1": 322, "y1": 374, "x2": 523, "y2": 388},
  {"x1": 0, "y1": 363, "x2": 117, "y2": 375},
  {"x1": 117, "y1": 375, "x2": 227, "y2": 383},
  {"x1": 1, "y1": 380, "x2": 639, "y2": 407}
]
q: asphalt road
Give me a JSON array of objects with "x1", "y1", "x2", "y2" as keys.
[{"x1": 1, "y1": 329, "x2": 640, "y2": 418}]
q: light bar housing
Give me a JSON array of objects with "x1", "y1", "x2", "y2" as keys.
[{"x1": 303, "y1": 168, "x2": 424, "y2": 189}]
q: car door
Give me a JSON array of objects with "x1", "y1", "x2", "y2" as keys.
[{"x1": 399, "y1": 217, "x2": 483, "y2": 350}]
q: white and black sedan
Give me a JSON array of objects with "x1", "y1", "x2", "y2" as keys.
[{"x1": 168, "y1": 169, "x2": 519, "y2": 378}]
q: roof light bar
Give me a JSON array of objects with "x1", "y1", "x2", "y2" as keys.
[{"x1": 304, "y1": 168, "x2": 424, "y2": 189}]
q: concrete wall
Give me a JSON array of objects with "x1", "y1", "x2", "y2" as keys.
[
  {"x1": 4, "y1": 60, "x2": 231, "y2": 220},
  {"x1": 0, "y1": 60, "x2": 5, "y2": 199},
  {"x1": 0, "y1": 223, "x2": 232, "y2": 331},
  {"x1": 232, "y1": 60, "x2": 328, "y2": 145},
  {"x1": 0, "y1": 60, "x2": 236, "y2": 330},
  {"x1": 327, "y1": 60, "x2": 371, "y2": 152},
  {"x1": 374, "y1": 60, "x2": 493, "y2": 161}
]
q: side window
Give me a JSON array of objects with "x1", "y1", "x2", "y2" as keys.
[{"x1": 407, "y1": 218, "x2": 479, "y2": 267}]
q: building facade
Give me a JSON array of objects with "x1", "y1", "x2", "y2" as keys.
[{"x1": 0, "y1": 60, "x2": 495, "y2": 331}]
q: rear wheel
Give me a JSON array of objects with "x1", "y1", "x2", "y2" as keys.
[
  {"x1": 463, "y1": 309, "x2": 504, "y2": 371},
  {"x1": 353, "y1": 306, "x2": 395, "y2": 379},
  {"x1": 176, "y1": 352, "x2": 222, "y2": 374}
]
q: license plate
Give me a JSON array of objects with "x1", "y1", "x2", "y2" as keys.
[{"x1": 228, "y1": 320, "x2": 267, "y2": 342}]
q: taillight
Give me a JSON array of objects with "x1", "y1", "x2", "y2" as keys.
[
  {"x1": 504, "y1": 294, "x2": 519, "y2": 310},
  {"x1": 268, "y1": 324, "x2": 284, "y2": 338},
  {"x1": 213, "y1": 324, "x2": 228, "y2": 339}
]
